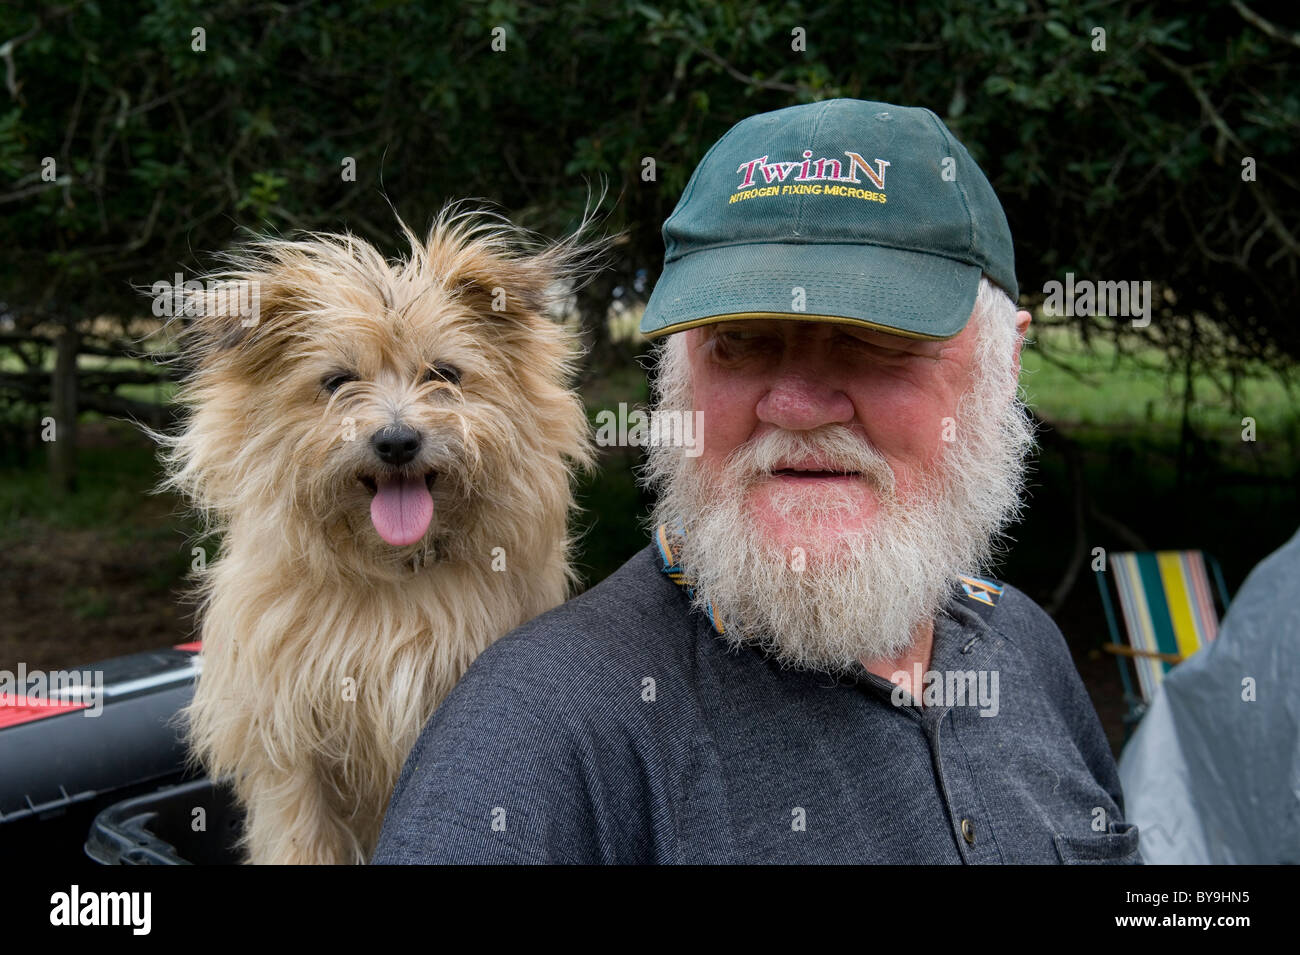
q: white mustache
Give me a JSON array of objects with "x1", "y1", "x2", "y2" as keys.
[{"x1": 721, "y1": 427, "x2": 898, "y2": 501}]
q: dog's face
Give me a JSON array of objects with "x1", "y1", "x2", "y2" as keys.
[
  {"x1": 165, "y1": 213, "x2": 597, "y2": 576},
  {"x1": 283, "y1": 284, "x2": 506, "y2": 555}
]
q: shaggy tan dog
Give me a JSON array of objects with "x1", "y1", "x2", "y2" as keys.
[{"x1": 154, "y1": 206, "x2": 600, "y2": 864}]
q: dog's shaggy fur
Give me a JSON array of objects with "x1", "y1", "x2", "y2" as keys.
[{"x1": 153, "y1": 206, "x2": 600, "y2": 864}]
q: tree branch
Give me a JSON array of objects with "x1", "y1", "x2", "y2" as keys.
[{"x1": 1231, "y1": 0, "x2": 1300, "y2": 49}]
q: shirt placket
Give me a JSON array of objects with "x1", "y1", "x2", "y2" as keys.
[{"x1": 921, "y1": 612, "x2": 1006, "y2": 864}]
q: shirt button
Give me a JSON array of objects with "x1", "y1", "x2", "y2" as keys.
[{"x1": 961, "y1": 818, "x2": 976, "y2": 845}]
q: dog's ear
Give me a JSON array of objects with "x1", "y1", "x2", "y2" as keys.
[
  {"x1": 420, "y1": 205, "x2": 612, "y2": 327},
  {"x1": 166, "y1": 271, "x2": 299, "y2": 377},
  {"x1": 169, "y1": 235, "x2": 372, "y2": 374},
  {"x1": 449, "y1": 256, "x2": 561, "y2": 321},
  {"x1": 187, "y1": 279, "x2": 266, "y2": 352}
]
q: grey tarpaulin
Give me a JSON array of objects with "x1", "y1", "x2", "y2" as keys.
[{"x1": 1117, "y1": 525, "x2": 1300, "y2": 863}]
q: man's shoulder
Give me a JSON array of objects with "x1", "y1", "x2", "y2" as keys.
[
  {"x1": 949, "y1": 574, "x2": 1096, "y2": 723},
  {"x1": 455, "y1": 542, "x2": 701, "y2": 705},
  {"x1": 949, "y1": 574, "x2": 1070, "y2": 663},
  {"x1": 376, "y1": 544, "x2": 700, "y2": 864}
]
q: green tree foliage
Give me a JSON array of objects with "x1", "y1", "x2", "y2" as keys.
[{"x1": 0, "y1": 0, "x2": 1296, "y2": 372}]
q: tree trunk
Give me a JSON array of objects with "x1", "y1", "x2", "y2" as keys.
[{"x1": 48, "y1": 327, "x2": 78, "y2": 493}]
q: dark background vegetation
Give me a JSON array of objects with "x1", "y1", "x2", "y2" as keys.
[{"x1": 1, "y1": 0, "x2": 1297, "y2": 754}]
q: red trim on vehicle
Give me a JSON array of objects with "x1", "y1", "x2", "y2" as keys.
[
  {"x1": 172, "y1": 641, "x2": 203, "y2": 653},
  {"x1": 0, "y1": 697, "x2": 90, "y2": 729}
]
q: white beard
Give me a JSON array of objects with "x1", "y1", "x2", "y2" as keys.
[{"x1": 643, "y1": 300, "x2": 1037, "y2": 675}]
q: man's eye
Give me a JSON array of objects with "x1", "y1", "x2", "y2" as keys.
[
  {"x1": 424, "y1": 363, "x2": 462, "y2": 386},
  {"x1": 322, "y1": 372, "x2": 358, "y2": 393},
  {"x1": 840, "y1": 334, "x2": 910, "y2": 357},
  {"x1": 716, "y1": 329, "x2": 769, "y2": 348}
]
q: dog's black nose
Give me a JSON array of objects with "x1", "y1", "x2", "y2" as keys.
[{"x1": 371, "y1": 425, "x2": 422, "y2": 466}]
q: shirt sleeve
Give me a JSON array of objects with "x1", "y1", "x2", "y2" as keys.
[
  {"x1": 999, "y1": 585, "x2": 1128, "y2": 818},
  {"x1": 369, "y1": 636, "x2": 603, "y2": 865},
  {"x1": 1057, "y1": 642, "x2": 1127, "y2": 818}
]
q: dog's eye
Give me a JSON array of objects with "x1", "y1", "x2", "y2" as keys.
[
  {"x1": 424, "y1": 363, "x2": 461, "y2": 387},
  {"x1": 322, "y1": 372, "x2": 358, "y2": 394}
]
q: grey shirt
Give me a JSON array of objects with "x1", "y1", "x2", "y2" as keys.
[{"x1": 372, "y1": 540, "x2": 1138, "y2": 864}]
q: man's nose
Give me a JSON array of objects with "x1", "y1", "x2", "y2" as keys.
[
  {"x1": 371, "y1": 424, "x2": 422, "y2": 466},
  {"x1": 755, "y1": 364, "x2": 855, "y2": 431}
]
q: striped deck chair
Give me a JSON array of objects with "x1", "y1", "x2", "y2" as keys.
[{"x1": 1095, "y1": 550, "x2": 1231, "y2": 737}]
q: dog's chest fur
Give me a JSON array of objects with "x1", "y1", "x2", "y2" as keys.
[{"x1": 184, "y1": 532, "x2": 567, "y2": 863}]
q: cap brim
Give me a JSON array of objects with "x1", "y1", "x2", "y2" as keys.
[{"x1": 639, "y1": 242, "x2": 981, "y2": 341}]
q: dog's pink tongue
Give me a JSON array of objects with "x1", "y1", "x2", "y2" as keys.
[{"x1": 370, "y1": 475, "x2": 433, "y2": 547}]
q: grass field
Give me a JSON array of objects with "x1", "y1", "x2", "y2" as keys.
[{"x1": 1021, "y1": 324, "x2": 1297, "y2": 436}]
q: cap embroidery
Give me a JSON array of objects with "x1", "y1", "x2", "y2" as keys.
[{"x1": 736, "y1": 150, "x2": 890, "y2": 190}]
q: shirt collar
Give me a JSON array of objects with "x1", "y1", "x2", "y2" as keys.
[{"x1": 654, "y1": 521, "x2": 726, "y2": 634}]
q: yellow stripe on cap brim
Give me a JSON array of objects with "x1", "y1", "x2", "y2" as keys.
[{"x1": 639, "y1": 310, "x2": 961, "y2": 342}]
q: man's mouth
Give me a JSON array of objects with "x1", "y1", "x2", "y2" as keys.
[
  {"x1": 771, "y1": 467, "x2": 861, "y2": 479},
  {"x1": 359, "y1": 472, "x2": 437, "y2": 547}
]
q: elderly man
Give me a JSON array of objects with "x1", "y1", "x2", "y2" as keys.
[{"x1": 372, "y1": 99, "x2": 1138, "y2": 864}]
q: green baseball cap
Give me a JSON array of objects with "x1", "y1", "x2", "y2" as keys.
[{"x1": 639, "y1": 98, "x2": 1017, "y2": 341}]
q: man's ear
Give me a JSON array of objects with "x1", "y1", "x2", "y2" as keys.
[{"x1": 1013, "y1": 309, "x2": 1032, "y2": 367}]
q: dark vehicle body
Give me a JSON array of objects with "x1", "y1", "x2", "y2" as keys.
[{"x1": 0, "y1": 645, "x2": 240, "y2": 864}]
